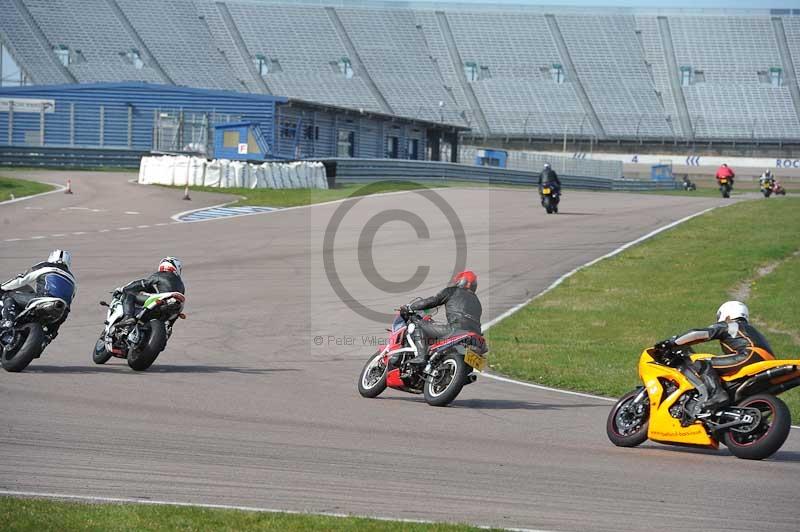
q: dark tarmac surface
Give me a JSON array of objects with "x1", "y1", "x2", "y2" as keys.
[{"x1": 1, "y1": 172, "x2": 797, "y2": 532}]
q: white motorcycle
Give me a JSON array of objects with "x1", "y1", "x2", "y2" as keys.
[
  {"x1": 94, "y1": 289, "x2": 186, "y2": 371},
  {"x1": 1, "y1": 273, "x2": 74, "y2": 372}
]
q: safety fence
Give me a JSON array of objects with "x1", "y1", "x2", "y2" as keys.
[
  {"x1": 323, "y1": 158, "x2": 678, "y2": 191},
  {"x1": 459, "y1": 146, "x2": 624, "y2": 179},
  {"x1": 0, "y1": 145, "x2": 147, "y2": 168}
]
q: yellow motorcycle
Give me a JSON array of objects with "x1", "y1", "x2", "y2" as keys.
[{"x1": 607, "y1": 345, "x2": 800, "y2": 460}]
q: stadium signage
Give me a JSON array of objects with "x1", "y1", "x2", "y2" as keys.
[
  {"x1": 0, "y1": 98, "x2": 55, "y2": 113},
  {"x1": 775, "y1": 159, "x2": 800, "y2": 168}
]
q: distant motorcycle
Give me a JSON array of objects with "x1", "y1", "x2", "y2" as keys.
[
  {"x1": 0, "y1": 274, "x2": 74, "y2": 372},
  {"x1": 717, "y1": 177, "x2": 732, "y2": 198},
  {"x1": 94, "y1": 289, "x2": 186, "y2": 371},
  {"x1": 540, "y1": 185, "x2": 560, "y2": 214},
  {"x1": 358, "y1": 305, "x2": 488, "y2": 406},
  {"x1": 682, "y1": 178, "x2": 696, "y2": 191},
  {"x1": 772, "y1": 182, "x2": 786, "y2": 196},
  {"x1": 760, "y1": 180, "x2": 773, "y2": 198}
]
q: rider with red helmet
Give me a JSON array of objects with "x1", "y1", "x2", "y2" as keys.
[
  {"x1": 119, "y1": 257, "x2": 185, "y2": 326},
  {"x1": 401, "y1": 270, "x2": 482, "y2": 366}
]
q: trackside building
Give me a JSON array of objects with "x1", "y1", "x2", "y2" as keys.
[{"x1": 0, "y1": 83, "x2": 466, "y2": 161}]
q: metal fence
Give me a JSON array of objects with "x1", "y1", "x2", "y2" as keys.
[
  {"x1": 0, "y1": 145, "x2": 148, "y2": 168},
  {"x1": 459, "y1": 146, "x2": 624, "y2": 179},
  {"x1": 325, "y1": 158, "x2": 678, "y2": 191}
]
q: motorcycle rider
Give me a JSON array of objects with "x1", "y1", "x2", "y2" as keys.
[
  {"x1": 118, "y1": 257, "x2": 185, "y2": 327},
  {"x1": 400, "y1": 270, "x2": 482, "y2": 367},
  {"x1": 682, "y1": 175, "x2": 696, "y2": 191},
  {"x1": 538, "y1": 163, "x2": 562, "y2": 200},
  {"x1": 0, "y1": 250, "x2": 76, "y2": 336},
  {"x1": 655, "y1": 301, "x2": 773, "y2": 416},
  {"x1": 759, "y1": 169, "x2": 775, "y2": 189},
  {"x1": 715, "y1": 163, "x2": 735, "y2": 186}
]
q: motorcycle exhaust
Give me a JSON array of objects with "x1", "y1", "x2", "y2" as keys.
[
  {"x1": 465, "y1": 374, "x2": 478, "y2": 385},
  {"x1": 735, "y1": 365, "x2": 796, "y2": 402}
]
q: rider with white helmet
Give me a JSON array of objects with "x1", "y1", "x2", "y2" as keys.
[
  {"x1": 118, "y1": 257, "x2": 184, "y2": 327},
  {"x1": 656, "y1": 301, "x2": 775, "y2": 415},
  {"x1": 0, "y1": 249, "x2": 76, "y2": 335}
]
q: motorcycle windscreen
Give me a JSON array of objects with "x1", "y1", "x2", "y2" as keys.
[{"x1": 43, "y1": 273, "x2": 75, "y2": 304}]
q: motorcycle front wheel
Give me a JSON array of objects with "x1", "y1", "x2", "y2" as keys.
[
  {"x1": 93, "y1": 334, "x2": 113, "y2": 365},
  {"x1": 607, "y1": 389, "x2": 650, "y2": 447},
  {"x1": 358, "y1": 350, "x2": 388, "y2": 398},
  {"x1": 1, "y1": 323, "x2": 45, "y2": 372},
  {"x1": 127, "y1": 320, "x2": 167, "y2": 371},
  {"x1": 722, "y1": 394, "x2": 791, "y2": 460},
  {"x1": 424, "y1": 353, "x2": 468, "y2": 407}
]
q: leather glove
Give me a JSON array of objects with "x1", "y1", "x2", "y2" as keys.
[{"x1": 399, "y1": 305, "x2": 412, "y2": 320}]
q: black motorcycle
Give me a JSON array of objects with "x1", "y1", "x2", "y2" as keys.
[
  {"x1": 718, "y1": 177, "x2": 733, "y2": 198},
  {"x1": 540, "y1": 184, "x2": 560, "y2": 214}
]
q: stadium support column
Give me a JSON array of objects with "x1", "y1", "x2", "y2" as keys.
[
  {"x1": 10, "y1": 0, "x2": 76, "y2": 83},
  {"x1": 105, "y1": 0, "x2": 174, "y2": 85},
  {"x1": 216, "y1": 1, "x2": 271, "y2": 94},
  {"x1": 325, "y1": 7, "x2": 394, "y2": 115},
  {"x1": 772, "y1": 17, "x2": 800, "y2": 132},
  {"x1": 544, "y1": 14, "x2": 605, "y2": 141},
  {"x1": 435, "y1": 11, "x2": 490, "y2": 136},
  {"x1": 657, "y1": 16, "x2": 693, "y2": 141}
]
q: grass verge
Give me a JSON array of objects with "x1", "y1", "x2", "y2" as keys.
[
  {"x1": 0, "y1": 176, "x2": 54, "y2": 202},
  {"x1": 486, "y1": 197, "x2": 800, "y2": 416},
  {"x1": 0, "y1": 497, "x2": 497, "y2": 532},
  {"x1": 172, "y1": 180, "x2": 538, "y2": 207}
]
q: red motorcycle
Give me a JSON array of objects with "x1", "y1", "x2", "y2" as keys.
[
  {"x1": 772, "y1": 181, "x2": 787, "y2": 196},
  {"x1": 357, "y1": 306, "x2": 488, "y2": 406}
]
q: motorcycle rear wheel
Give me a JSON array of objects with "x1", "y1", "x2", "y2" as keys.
[
  {"x1": 722, "y1": 394, "x2": 790, "y2": 460},
  {"x1": 607, "y1": 389, "x2": 649, "y2": 447},
  {"x1": 358, "y1": 350, "x2": 388, "y2": 398},
  {"x1": 424, "y1": 354, "x2": 468, "y2": 407},
  {"x1": 1, "y1": 323, "x2": 45, "y2": 372},
  {"x1": 127, "y1": 320, "x2": 167, "y2": 371}
]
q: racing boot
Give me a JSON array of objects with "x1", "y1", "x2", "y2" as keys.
[
  {"x1": 697, "y1": 360, "x2": 729, "y2": 413},
  {"x1": 408, "y1": 326, "x2": 429, "y2": 367}
]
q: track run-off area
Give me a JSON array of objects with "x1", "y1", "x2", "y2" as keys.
[{"x1": 1, "y1": 170, "x2": 798, "y2": 532}]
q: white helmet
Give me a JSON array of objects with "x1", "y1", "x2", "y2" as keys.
[
  {"x1": 716, "y1": 301, "x2": 749, "y2": 322},
  {"x1": 48, "y1": 249, "x2": 72, "y2": 269},
  {"x1": 543, "y1": 163, "x2": 551, "y2": 170},
  {"x1": 158, "y1": 256, "x2": 182, "y2": 276}
]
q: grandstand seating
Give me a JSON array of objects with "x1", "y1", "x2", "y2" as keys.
[{"x1": 1, "y1": 0, "x2": 799, "y2": 142}]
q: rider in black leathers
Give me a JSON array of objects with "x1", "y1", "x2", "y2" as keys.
[
  {"x1": 655, "y1": 300, "x2": 773, "y2": 415},
  {"x1": 118, "y1": 257, "x2": 185, "y2": 326},
  {"x1": 0, "y1": 250, "x2": 75, "y2": 337},
  {"x1": 538, "y1": 163, "x2": 561, "y2": 204},
  {"x1": 401, "y1": 270, "x2": 482, "y2": 367}
]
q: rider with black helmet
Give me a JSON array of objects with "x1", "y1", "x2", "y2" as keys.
[{"x1": 401, "y1": 270, "x2": 482, "y2": 367}]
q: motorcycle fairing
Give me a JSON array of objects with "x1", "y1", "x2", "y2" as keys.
[
  {"x1": 429, "y1": 332, "x2": 487, "y2": 355},
  {"x1": 639, "y1": 349, "x2": 718, "y2": 448}
]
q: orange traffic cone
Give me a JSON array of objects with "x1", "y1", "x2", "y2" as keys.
[
  {"x1": 65, "y1": 179, "x2": 73, "y2": 194},
  {"x1": 182, "y1": 184, "x2": 191, "y2": 201}
]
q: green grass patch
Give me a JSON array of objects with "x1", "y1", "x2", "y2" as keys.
[
  {"x1": 749, "y1": 253, "x2": 800, "y2": 414},
  {"x1": 180, "y1": 180, "x2": 541, "y2": 207},
  {"x1": 0, "y1": 497, "x2": 497, "y2": 532},
  {"x1": 486, "y1": 197, "x2": 800, "y2": 415},
  {"x1": 179, "y1": 181, "x2": 442, "y2": 207},
  {"x1": 0, "y1": 176, "x2": 53, "y2": 202}
]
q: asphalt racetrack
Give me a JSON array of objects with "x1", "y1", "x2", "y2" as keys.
[{"x1": 1, "y1": 172, "x2": 798, "y2": 532}]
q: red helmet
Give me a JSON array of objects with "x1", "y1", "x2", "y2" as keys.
[{"x1": 449, "y1": 270, "x2": 478, "y2": 292}]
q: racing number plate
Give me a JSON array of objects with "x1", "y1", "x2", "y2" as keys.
[
  {"x1": 464, "y1": 348, "x2": 487, "y2": 372},
  {"x1": 542, "y1": 187, "x2": 551, "y2": 194}
]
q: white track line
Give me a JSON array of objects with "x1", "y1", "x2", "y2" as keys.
[
  {"x1": 0, "y1": 490, "x2": 551, "y2": 532},
  {"x1": 0, "y1": 182, "x2": 66, "y2": 206}
]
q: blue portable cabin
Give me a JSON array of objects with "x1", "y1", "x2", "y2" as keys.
[
  {"x1": 214, "y1": 122, "x2": 273, "y2": 161},
  {"x1": 474, "y1": 148, "x2": 508, "y2": 168},
  {"x1": 0, "y1": 82, "x2": 468, "y2": 162}
]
